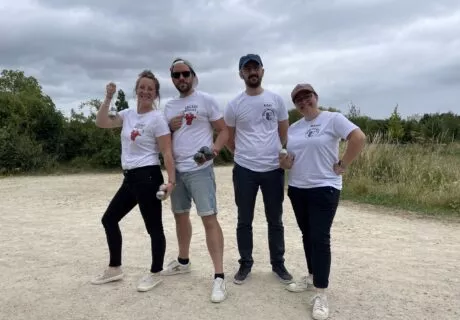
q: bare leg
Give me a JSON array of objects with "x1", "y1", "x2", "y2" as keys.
[
  {"x1": 201, "y1": 214, "x2": 224, "y2": 274},
  {"x1": 174, "y1": 213, "x2": 192, "y2": 259}
]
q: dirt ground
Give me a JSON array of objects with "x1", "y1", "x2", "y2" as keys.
[{"x1": 1, "y1": 166, "x2": 459, "y2": 320}]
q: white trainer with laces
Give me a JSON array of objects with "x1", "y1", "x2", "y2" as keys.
[
  {"x1": 286, "y1": 274, "x2": 313, "y2": 292},
  {"x1": 91, "y1": 267, "x2": 123, "y2": 285},
  {"x1": 137, "y1": 272, "x2": 163, "y2": 292},
  {"x1": 211, "y1": 277, "x2": 227, "y2": 303},
  {"x1": 311, "y1": 293, "x2": 329, "y2": 320},
  {"x1": 160, "y1": 260, "x2": 191, "y2": 276}
]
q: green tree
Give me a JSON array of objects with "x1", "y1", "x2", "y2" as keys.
[
  {"x1": 115, "y1": 89, "x2": 129, "y2": 111},
  {"x1": 388, "y1": 105, "x2": 404, "y2": 142},
  {"x1": 288, "y1": 108, "x2": 302, "y2": 124},
  {"x1": 0, "y1": 69, "x2": 65, "y2": 171},
  {"x1": 346, "y1": 101, "x2": 360, "y2": 119}
]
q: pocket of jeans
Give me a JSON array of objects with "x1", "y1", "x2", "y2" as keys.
[{"x1": 326, "y1": 187, "x2": 340, "y2": 206}]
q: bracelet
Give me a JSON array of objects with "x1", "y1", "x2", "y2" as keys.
[{"x1": 168, "y1": 181, "x2": 176, "y2": 186}]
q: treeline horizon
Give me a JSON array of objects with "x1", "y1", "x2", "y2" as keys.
[{"x1": 1, "y1": 69, "x2": 459, "y2": 174}]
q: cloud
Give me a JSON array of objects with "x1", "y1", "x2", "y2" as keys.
[{"x1": 1, "y1": 0, "x2": 459, "y2": 119}]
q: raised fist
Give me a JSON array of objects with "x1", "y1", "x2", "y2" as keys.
[{"x1": 106, "y1": 82, "x2": 116, "y2": 99}]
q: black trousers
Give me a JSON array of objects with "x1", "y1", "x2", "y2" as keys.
[
  {"x1": 101, "y1": 165, "x2": 165, "y2": 273},
  {"x1": 232, "y1": 163, "x2": 286, "y2": 268},
  {"x1": 287, "y1": 186, "x2": 340, "y2": 288}
]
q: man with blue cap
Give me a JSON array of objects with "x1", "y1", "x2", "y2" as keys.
[{"x1": 224, "y1": 53, "x2": 293, "y2": 285}]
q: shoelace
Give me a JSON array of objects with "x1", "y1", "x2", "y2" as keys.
[
  {"x1": 213, "y1": 279, "x2": 224, "y2": 291},
  {"x1": 311, "y1": 295, "x2": 327, "y2": 313}
]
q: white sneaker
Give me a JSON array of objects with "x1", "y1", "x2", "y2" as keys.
[
  {"x1": 210, "y1": 277, "x2": 227, "y2": 303},
  {"x1": 137, "y1": 272, "x2": 163, "y2": 292},
  {"x1": 311, "y1": 293, "x2": 329, "y2": 320},
  {"x1": 160, "y1": 259, "x2": 191, "y2": 276},
  {"x1": 91, "y1": 267, "x2": 123, "y2": 285},
  {"x1": 286, "y1": 274, "x2": 313, "y2": 292}
]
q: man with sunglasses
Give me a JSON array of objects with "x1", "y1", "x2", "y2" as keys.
[
  {"x1": 224, "y1": 54, "x2": 293, "y2": 285},
  {"x1": 162, "y1": 58, "x2": 229, "y2": 303}
]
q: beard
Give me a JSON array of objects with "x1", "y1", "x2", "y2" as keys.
[
  {"x1": 244, "y1": 75, "x2": 262, "y2": 88},
  {"x1": 175, "y1": 81, "x2": 192, "y2": 94}
]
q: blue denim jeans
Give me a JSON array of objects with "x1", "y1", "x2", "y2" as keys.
[
  {"x1": 170, "y1": 164, "x2": 217, "y2": 217},
  {"x1": 232, "y1": 163, "x2": 286, "y2": 268}
]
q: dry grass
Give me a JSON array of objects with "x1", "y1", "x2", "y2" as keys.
[{"x1": 341, "y1": 135, "x2": 460, "y2": 216}]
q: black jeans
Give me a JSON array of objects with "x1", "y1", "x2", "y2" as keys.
[
  {"x1": 287, "y1": 186, "x2": 340, "y2": 288},
  {"x1": 232, "y1": 163, "x2": 286, "y2": 268},
  {"x1": 101, "y1": 165, "x2": 165, "y2": 273}
]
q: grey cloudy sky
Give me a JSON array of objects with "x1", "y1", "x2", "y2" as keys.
[{"x1": 1, "y1": 0, "x2": 459, "y2": 119}]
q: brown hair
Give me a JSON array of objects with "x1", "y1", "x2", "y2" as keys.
[{"x1": 134, "y1": 70, "x2": 160, "y2": 104}]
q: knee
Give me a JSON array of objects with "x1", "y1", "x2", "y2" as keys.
[
  {"x1": 174, "y1": 213, "x2": 190, "y2": 226},
  {"x1": 101, "y1": 214, "x2": 114, "y2": 229},
  {"x1": 266, "y1": 213, "x2": 283, "y2": 227},
  {"x1": 310, "y1": 231, "x2": 331, "y2": 247},
  {"x1": 147, "y1": 224, "x2": 165, "y2": 236},
  {"x1": 202, "y1": 214, "x2": 219, "y2": 230}
]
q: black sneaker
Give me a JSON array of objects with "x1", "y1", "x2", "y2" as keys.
[
  {"x1": 233, "y1": 266, "x2": 251, "y2": 285},
  {"x1": 272, "y1": 264, "x2": 293, "y2": 284}
]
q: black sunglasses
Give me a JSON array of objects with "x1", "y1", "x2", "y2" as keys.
[{"x1": 171, "y1": 71, "x2": 191, "y2": 79}]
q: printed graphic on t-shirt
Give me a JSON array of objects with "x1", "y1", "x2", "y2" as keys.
[
  {"x1": 184, "y1": 104, "x2": 198, "y2": 125},
  {"x1": 262, "y1": 105, "x2": 276, "y2": 122},
  {"x1": 130, "y1": 123, "x2": 145, "y2": 141},
  {"x1": 305, "y1": 124, "x2": 321, "y2": 138}
]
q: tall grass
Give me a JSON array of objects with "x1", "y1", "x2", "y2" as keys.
[{"x1": 341, "y1": 134, "x2": 460, "y2": 216}]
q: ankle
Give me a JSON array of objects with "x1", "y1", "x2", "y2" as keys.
[
  {"x1": 315, "y1": 288, "x2": 327, "y2": 295},
  {"x1": 178, "y1": 257, "x2": 189, "y2": 265},
  {"x1": 214, "y1": 273, "x2": 224, "y2": 279}
]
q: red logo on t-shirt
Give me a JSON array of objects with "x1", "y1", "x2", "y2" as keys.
[
  {"x1": 184, "y1": 113, "x2": 196, "y2": 125},
  {"x1": 130, "y1": 129, "x2": 141, "y2": 141}
]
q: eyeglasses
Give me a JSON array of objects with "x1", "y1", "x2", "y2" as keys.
[
  {"x1": 172, "y1": 71, "x2": 191, "y2": 79},
  {"x1": 294, "y1": 92, "x2": 314, "y2": 104}
]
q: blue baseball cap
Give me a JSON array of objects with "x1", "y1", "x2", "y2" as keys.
[{"x1": 239, "y1": 54, "x2": 263, "y2": 70}]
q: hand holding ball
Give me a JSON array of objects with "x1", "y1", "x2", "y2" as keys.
[{"x1": 156, "y1": 184, "x2": 168, "y2": 201}]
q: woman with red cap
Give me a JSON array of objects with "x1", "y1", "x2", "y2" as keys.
[{"x1": 279, "y1": 84, "x2": 366, "y2": 320}]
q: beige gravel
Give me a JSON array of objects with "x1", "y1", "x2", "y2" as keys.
[{"x1": 0, "y1": 166, "x2": 459, "y2": 320}]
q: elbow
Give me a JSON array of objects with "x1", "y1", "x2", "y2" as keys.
[{"x1": 95, "y1": 117, "x2": 108, "y2": 128}]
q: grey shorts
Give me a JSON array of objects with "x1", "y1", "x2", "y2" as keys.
[{"x1": 170, "y1": 164, "x2": 217, "y2": 217}]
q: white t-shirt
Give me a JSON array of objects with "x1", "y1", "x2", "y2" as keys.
[
  {"x1": 224, "y1": 90, "x2": 288, "y2": 172},
  {"x1": 286, "y1": 111, "x2": 358, "y2": 190},
  {"x1": 164, "y1": 90, "x2": 223, "y2": 172},
  {"x1": 118, "y1": 108, "x2": 170, "y2": 170}
]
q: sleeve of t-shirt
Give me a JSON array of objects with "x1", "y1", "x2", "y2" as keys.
[
  {"x1": 333, "y1": 113, "x2": 359, "y2": 140},
  {"x1": 223, "y1": 101, "x2": 236, "y2": 127},
  {"x1": 205, "y1": 95, "x2": 223, "y2": 122},
  {"x1": 153, "y1": 112, "x2": 171, "y2": 137},
  {"x1": 163, "y1": 103, "x2": 172, "y2": 122},
  {"x1": 276, "y1": 94, "x2": 289, "y2": 121},
  {"x1": 118, "y1": 108, "x2": 129, "y2": 121}
]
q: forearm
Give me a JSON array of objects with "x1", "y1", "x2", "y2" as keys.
[
  {"x1": 162, "y1": 151, "x2": 176, "y2": 184},
  {"x1": 278, "y1": 131, "x2": 287, "y2": 147},
  {"x1": 225, "y1": 139, "x2": 235, "y2": 153},
  {"x1": 213, "y1": 129, "x2": 229, "y2": 152},
  {"x1": 225, "y1": 127, "x2": 235, "y2": 153},
  {"x1": 95, "y1": 97, "x2": 111, "y2": 127},
  {"x1": 341, "y1": 135, "x2": 365, "y2": 166}
]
